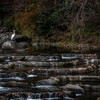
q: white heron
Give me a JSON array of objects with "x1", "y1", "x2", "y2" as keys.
[{"x1": 11, "y1": 30, "x2": 16, "y2": 40}]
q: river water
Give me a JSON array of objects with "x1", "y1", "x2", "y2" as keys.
[{"x1": 0, "y1": 45, "x2": 100, "y2": 100}]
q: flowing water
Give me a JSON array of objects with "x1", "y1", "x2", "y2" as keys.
[{"x1": 0, "y1": 45, "x2": 100, "y2": 100}]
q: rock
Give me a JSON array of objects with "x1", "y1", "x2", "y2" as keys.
[
  {"x1": 15, "y1": 35, "x2": 29, "y2": 42},
  {"x1": 0, "y1": 56, "x2": 5, "y2": 62},
  {"x1": 83, "y1": 85, "x2": 100, "y2": 92},
  {"x1": 2, "y1": 41, "x2": 16, "y2": 50},
  {"x1": 67, "y1": 76, "x2": 100, "y2": 82},
  {"x1": 0, "y1": 64, "x2": 8, "y2": 69},
  {"x1": 11, "y1": 56, "x2": 25, "y2": 61},
  {"x1": 17, "y1": 42, "x2": 29, "y2": 48},
  {"x1": 0, "y1": 27, "x2": 7, "y2": 33},
  {"x1": 63, "y1": 91, "x2": 76, "y2": 98},
  {"x1": 60, "y1": 84, "x2": 84, "y2": 94},
  {"x1": 80, "y1": 76, "x2": 100, "y2": 82},
  {"x1": 37, "y1": 77, "x2": 60, "y2": 85},
  {"x1": 58, "y1": 76, "x2": 68, "y2": 83},
  {"x1": 3, "y1": 81, "x2": 29, "y2": 88},
  {"x1": 25, "y1": 56, "x2": 37, "y2": 61},
  {"x1": 0, "y1": 36, "x2": 10, "y2": 45},
  {"x1": 71, "y1": 68, "x2": 88, "y2": 74},
  {"x1": 2, "y1": 92, "x2": 70, "y2": 99},
  {"x1": 87, "y1": 66, "x2": 94, "y2": 71},
  {"x1": 25, "y1": 56, "x2": 46, "y2": 61},
  {"x1": 16, "y1": 49, "x2": 27, "y2": 54}
]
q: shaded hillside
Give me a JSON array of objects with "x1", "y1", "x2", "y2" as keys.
[{"x1": 0, "y1": 0, "x2": 100, "y2": 45}]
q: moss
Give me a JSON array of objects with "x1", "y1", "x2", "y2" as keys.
[
  {"x1": 14, "y1": 21, "x2": 21, "y2": 31},
  {"x1": 8, "y1": 64, "x2": 17, "y2": 69}
]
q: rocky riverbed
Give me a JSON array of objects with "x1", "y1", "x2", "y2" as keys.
[{"x1": 0, "y1": 27, "x2": 100, "y2": 100}]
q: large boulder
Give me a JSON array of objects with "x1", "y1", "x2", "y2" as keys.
[
  {"x1": 0, "y1": 35, "x2": 10, "y2": 46},
  {"x1": 15, "y1": 35, "x2": 30, "y2": 42},
  {"x1": 2, "y1": 41, "x2": 16, "y2": 50},
  {"x1": 60, "y1": 84, "x2": 84, "y2": 94},
  {"x1": 37, "y1": 77, "x2": 60, "y2": 85}
]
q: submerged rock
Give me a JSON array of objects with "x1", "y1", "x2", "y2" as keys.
[{"x1": 60, "y1": 84, "x2": 84, "y2": 94}]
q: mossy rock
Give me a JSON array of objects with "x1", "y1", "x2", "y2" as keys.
[{"x1": 8, "y1": 64, "x2": 17, "y2": 69}]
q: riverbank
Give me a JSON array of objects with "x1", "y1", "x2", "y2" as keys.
[{"x1": 0, "y1": 27, "x2": 100, "y2": 54}]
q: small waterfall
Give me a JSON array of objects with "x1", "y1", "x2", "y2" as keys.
[
  {"x1": 46, "y1": 69, "x2": 48, "y2": 76},
  {"x1": 55, "y1": 93, "x2": 57, "y2": 98},
  {"x1": 5, "y1": 56, "x2": 11, "y2": 62},
  {"x1": 27, "y1": 95, "x2": 32, "y2": 100},
  {"x1": 38, "y1": 93, "x2": 41, "y2": 99},
  {"x1": 48, "y1": 92, "x2": 53, "y2": 99}
]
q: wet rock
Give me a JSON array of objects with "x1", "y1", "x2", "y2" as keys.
[
  {"x1": 15, "y1": 35, "x2": 29, "y2": 42},
  {"x1": 0, "y1": 64, "x2": 8, "y2": 69},
  {"x1": 0, "y1": 37, "x2": 10, "y2": 45},
  {"x1": 25, "y1": 56, "x2": 37, "y2": 61},
  {"x1": 63, "y1": 91, "x2": 76, "y2": 98},
  {"x1": 37, "y1": 77, "x2": 60, "y2": 85},
  {"x1": 11, "y1": 56, "x2": 25, "y2": 61},
  {"x1": 87, "y1": 66, "x2": 94, "y2": 71},
  {"x1": 16, "y1": 49, "x2": 27, "y2": 54},
  {"x1": 29, "y1": 67, "x2": 94, "y2": 76},
  {"x1": 3, "y1": 81, "x2": 29, "y2": 88},
  {"x1": 58, "y1": 76, "x2": 68, "y2": 83},
  {"x1": 83, "y1": 85, "x2": 100, "y2": 92},
  {"x1": 60, "y1": 76, "x2": 100, "y2": 82},
  {"x1": 2, "y1": 41, "x2": 16, "y2": 50},
  {"x1": 25, "y1": 56, "x2": 46, "y2": 61},
  {"x1": 24, "y1": 61, "x2": 81, "y2": 68},
  {"x1": 71, "y1": 68, "x2": 88, "y2": 74},
  {"x1": 60, "y1": 84, "x2": 84, "y2": 94},
  {"x1": 17, "y1": 42, "x2": 29, "y2": 48},
  {"x1": 0, "y1": 56, "x2": 5, "y2": 62},
  {"x1": 80, "y1": 76, "x2": 100, "y2": 82},
  {"x1": 2, "y1": 92, "x2": 71, "y2": 99}
]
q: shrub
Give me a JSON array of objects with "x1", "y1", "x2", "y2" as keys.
[{"x1": 3, "y1": 16, "x2": 14, "y2": 27}]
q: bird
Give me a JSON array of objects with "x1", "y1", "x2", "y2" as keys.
[{"x1": 11, "y1": 30, "x2": 16, "y2": 40}]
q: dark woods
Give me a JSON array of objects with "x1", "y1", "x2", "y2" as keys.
[{"x1": 0, "y1": 0, "x2": 100, "y2": 44}]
